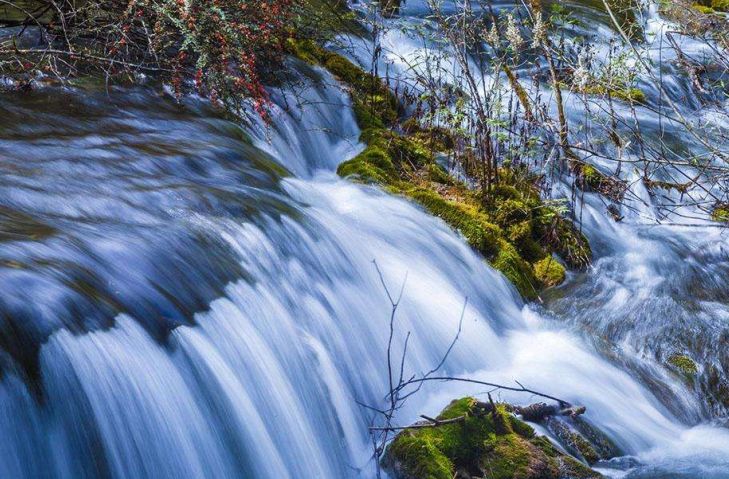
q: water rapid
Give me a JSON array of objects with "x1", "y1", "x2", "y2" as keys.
[{"x1": 0, "y1": 2, "x2": 728, "y2": 478}]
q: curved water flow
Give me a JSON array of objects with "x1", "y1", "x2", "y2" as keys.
[
  {"x1": 0, "y1": 2, "x2": 728, "y2": 477},
  {"x1": 340, "y1": 0, "x2": 729, "y2": 416}
]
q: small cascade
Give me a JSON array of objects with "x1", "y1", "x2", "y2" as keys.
[{"x1": 0, "y1": 1, "x2": 727, "y2": 477}]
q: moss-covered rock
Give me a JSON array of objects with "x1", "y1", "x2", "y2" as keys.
[
  {"x1": 482, "y1": 433, "x2": 560, "y2": 479},
  {"x1": 385, "y1": 434, "x2": 454, "y2": 479},
  {"x1": 493, "y1": 242, "x2": 540, "y2": 300},
  {"x1": 693, "y1": 0, "x2": 729, "y2": 12},
  {"x1": 693, "y1": 3, "x2": 717, "y2": 14},
  {"x1": 296, "y1": 0, "x2": 367, "y2": 41},
  {"x1": 544, "y1": 417, "x2": 600, "y2": 465},
  {"x1": 383, "y1": 398, "x2": 603, "y2": 479},
  {"x1": 534, "y1": 257, "x2": 566, "y2": 288}
]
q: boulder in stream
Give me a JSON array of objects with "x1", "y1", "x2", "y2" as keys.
[{"x1": 383, "y1": 397, "x2": 608, "y2": 479}]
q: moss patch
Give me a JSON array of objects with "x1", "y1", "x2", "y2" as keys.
[
  {"x1": 534, "y1": 257, "x2": 566, "y2": 288},
  {"x1": 693, "y1": 0, "x2": 729, "y2": 12},
  {"x1": 668, "y1": 354, "x2": 699, "y2": 376},
  {"x1": 713, "y1": 0, "x2": 729, "y2": 11},
  {"x1": 583, "y1": 84, "x2": 646, "y2": 104},
  {"x1": 383, "y1": 398, "x2": 602, "y2": 479},
  {"x1": 711, "y1": 202, "x2": 729, "y2": 223}
]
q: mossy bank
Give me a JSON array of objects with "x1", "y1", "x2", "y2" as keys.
[{"x1": 290, "y1": 38, "x2": 591, "y2": 300}]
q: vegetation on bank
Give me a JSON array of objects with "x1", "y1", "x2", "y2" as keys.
[
  {"x1": 382, "y1": 398, "x2": 603, "y2": 479},
  {"x1": 290, "y1": 38, "x2": 592, "y2": 299},
  {"x1": 0, "y1": 0, "x2": 299, "y2": 113},
  {"x1": 692, "y1": 0, "x2": 729, "y2": 13}
]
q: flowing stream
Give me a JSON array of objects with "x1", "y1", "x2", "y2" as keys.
[{"x1": 1, "y1": 1, "x2": 729, "y2": 478}]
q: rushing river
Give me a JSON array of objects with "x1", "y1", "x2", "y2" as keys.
[{"x1": 1, "y1": 1, "x2": 729, "y2": 478}]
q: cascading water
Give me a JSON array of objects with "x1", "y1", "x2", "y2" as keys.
[
  {"x1": 342, "y1": 0, "x2": 729, "y2": 415},
  {"x1": 1, "y1": 2, "x2": 729, "y2": 478}
]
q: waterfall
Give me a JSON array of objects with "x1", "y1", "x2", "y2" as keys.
[{"x1": 0, "y1": 2, "x2": 728, "y2": 478}]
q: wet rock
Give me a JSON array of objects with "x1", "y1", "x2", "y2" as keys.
[{"x1": 383, "y1": 397, "x2": 606, "y2": 479}]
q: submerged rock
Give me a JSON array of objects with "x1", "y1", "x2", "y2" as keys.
[{"x1": 383, "y1": 397, "x2": 606, "y2": 479}]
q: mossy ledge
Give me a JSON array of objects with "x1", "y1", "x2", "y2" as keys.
[
  {"x1": 290, "y1": 39, "x2": 591, "y2": 300},
  {"x1": 382, "y1": 398, "x2": 603, "y2": 479}
]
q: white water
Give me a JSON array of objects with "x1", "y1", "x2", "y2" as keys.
[{"x1": 0, "y1": 2, "x2": 728, "y2": 478}]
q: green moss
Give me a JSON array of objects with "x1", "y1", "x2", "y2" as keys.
[
  {"x1": 571, "y1": 433, "x2": 600, "y2": 465},
  {"x1": 568, "y1": 80, "x2": 646, "y2": 104},
  {"x1": 289, "y1": 39, "x2": 398, "y2": 131},
  {"x1": 545, "y1": 418, "x2": 602, "y2": 465},
  {"x1": 509, "y1": 415, "x2": 536, "y2": 439},
  {"x1": 482, "y1": 434, "x2": 560, "y2": 479},
  {"x1": 384, "y1": 434, "x2": 453, "y2": 479},
  {"x1": 570, "y1": 161, "x2": 626, "y2": 204},
  {"x1": 507, "y1": 221, "x2": 534, "y2": 246},
  {"x1": 493, "y1": 242, "x2": 539, "y2": 300},
  {"x1": 534, "y1": 257, "x2": 566, "y2": 288},
  {"x1": 426, "y1": 163, "x2": 453, "y2": 184},
  {"x1": 296, "y1": 0, "x2": 367, "y2": 40},
  {"x1": 406, "y1": 189, "x2": 502, "y2": 258},
  {"x1": 580, "y1": 164, "x2": 603, "y2": 190},
  {"x1": 495, "y1": 199, "x2": 532, "y2": 226},
  {"x1": 384, "y1": 398, "x2": 601, "y2": 479},
  {"x1": 668, "y1": 354, "x2": 699, "y2": 376},
  {"x1": 534, "y1": 210, "x2": 592, "y2": 269},
  {"x1": 712, "y1": 0, "x2": 729, "y2": 11},
  {"x1": 711, "y1": 203, "x2": 729, "y2": 223},
  {"x1": 401, "y1": 120, "x2": 457, "y2": 151},
  {"x1": 692, "y1": 3, "x2": 716, "y2": 13}
]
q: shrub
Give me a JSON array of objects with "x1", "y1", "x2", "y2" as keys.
[{"x1": 1, "y1": 0, "x2": 297, "y2": 115}]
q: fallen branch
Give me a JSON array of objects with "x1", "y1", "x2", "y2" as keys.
[{"x1": 368, "y1": 414, "x2": 466, "y2": 431}]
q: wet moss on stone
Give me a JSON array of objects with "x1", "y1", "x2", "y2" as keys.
[
  {"x1": 288, "y1": 39, "x2": 399, "y2": 131},
  {"x1": 714, "y1": 0, "x2": 729, "y2": 11},
  {"x1": 492, "y1": 243, "x2": 540, "y2": 299},
  {"x1": 406, "y1": 189, "x2": 503, "y2": 258},
  {"x1": 383, "y1": 398, "x2": 603, "y2": 479},
  {"x1": 668, "y1": 354, "x2": 699, "y2": 376}
]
